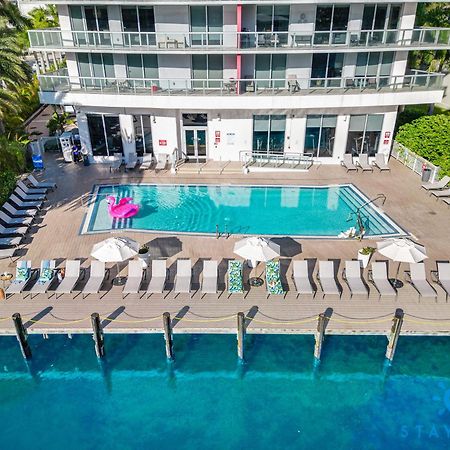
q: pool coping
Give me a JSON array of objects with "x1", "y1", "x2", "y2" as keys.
[{"x1": 79, "y1": 182, "x2": 409, "y2": 239}]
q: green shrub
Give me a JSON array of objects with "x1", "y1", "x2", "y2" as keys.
[
  {"x1": 0, "y1": 170, "x2": 18, "y2": 205},
  {"x1": 0, "y1": 136, "x2": 26, "y2": 174},
  {"x1": 395, "y1": 114, "x2": 450, "y2": 177}
]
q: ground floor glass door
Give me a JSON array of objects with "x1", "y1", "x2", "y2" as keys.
[{"x1": 184, "y1": 128, "x2": 207, "y2": 159}]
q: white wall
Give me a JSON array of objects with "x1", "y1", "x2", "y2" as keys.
[
  {"x1": 285, "y1": 116, "x2": 306, "y2": 154},
  {"x1": 286, "y1": 54, "x2": 312, "y2": 88},
  {"x1": 119, "y1": 114, "x2": 136, "y2": 162},
  {"x1": 289, "y1": 4, "x2": 315, "y2": 34},
  {"x1": 76, "y1": 111, "x2": 92, "y2": 156},
  {"x1": 151, "y1": 115, "x2": 179, "y2": 157},
  {"x1": 379, "y1": 110, "x2": 397, "y2": 157},
  {"x1": 158, "y1": 55, "x2": 191, "y2": 88},
  {"x1": 223, "y1": 5, "x2": 237, "y2": 48}
]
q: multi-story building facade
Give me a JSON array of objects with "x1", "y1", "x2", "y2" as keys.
[{"x1": 28, "y1": 1, "x2": 449, "y2": 166}]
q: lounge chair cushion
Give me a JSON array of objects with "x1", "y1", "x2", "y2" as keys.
[
  {"x1": 228, "y1": 261, "x2": 243, "y2": 293},
  {"x1": 38, "y1": 268, "x2": 54, "y2": 284},
  {"x1": 15, "y1": 267, "x2": 29, "y2": 283},
  {"x1": 266, "y1": 261, "x2": 284, "y2": 295}
]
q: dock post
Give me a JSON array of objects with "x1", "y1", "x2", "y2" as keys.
[
  {"x1": 91, "y1": 313, "x2": 105, "y2": 358},
  {"x1": 163, "y1": 312, "x2": 174, "y2": 360},
  {"x1": 12, "y1": 313, "x2": 32, "y2": 360},
  {"x1": 314, "y1": 313, "x2": 326, "y2": 362},
  {"x1": 237, "y1": 312, "x2": 245, "y2": 360},
  {"x1": 385, "y1": 309, "x2": 404, "y2": 363}
]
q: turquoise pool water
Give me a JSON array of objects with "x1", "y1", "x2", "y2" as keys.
[
  {"x1": 83, "y1": 184, "x2": 405, "y2": 237},
  {"x1": 0, "y1": 334, "x2": 449, "y2": 450}
]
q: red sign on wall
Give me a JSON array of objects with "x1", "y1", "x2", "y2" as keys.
[
  {"x1": 383, "y1": 139, "x2": 390, "y2": 145},
  {"x1": 159, "y1": 139, "x2": 167, "y2": 146},
  {"x1": 215, "y1": 131, "x2": 220, "y2": 144},
  {"x1": 384, "y1": 131, "x2": 391, "y2": 139}
]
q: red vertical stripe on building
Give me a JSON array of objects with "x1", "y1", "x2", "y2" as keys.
[{"x1": 236, "y1": 4, "x2": 242, "y2": 94}]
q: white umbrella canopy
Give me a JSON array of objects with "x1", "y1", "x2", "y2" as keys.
[
  {"x1": 91, "y1": 237, "x2": 140, "y2": 262},
  {"x1": 377, "y1": 238, "x2": 428, "y2": 264},
  {"x1": 234, "y1": 237, "x2": 280, "y2": 266}
]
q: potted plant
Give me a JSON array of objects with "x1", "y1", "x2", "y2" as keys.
[
  {"x1": 137, "y1": 244, "x2": 150, "y2": 267},
  {"x1": 358, "y1": 246, "x2": 375, "y2": 268}
]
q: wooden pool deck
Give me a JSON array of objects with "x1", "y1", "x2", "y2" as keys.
[{"x1": 0, "y1": 154, "x2": 449, "y2": 339}]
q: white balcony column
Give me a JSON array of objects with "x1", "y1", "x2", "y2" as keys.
[
  {"x1": 108, "y1": 5, "x2": 123, "y2": 48},
  {"x1": 57, "y1": 5, "x2": 74, "y2": 47},
  {"x1": 392, "y1": 50, "x2": 409, "y2": 85},
  {"x1": 380, "y1": 111, "x2": 397, "y2": 157},
  {"x1": 399, "y1": 2, "x2": 418, "y2": 44},
  {"x1": 348, "y1": 4, "x2": 364, "y2": 32},
  {"x1": 223, "y1": 5, "x2": 237, "y2": 48},
  {"x1": 66, "y1": 53, "x2": 80, "y2": 89},
  {"x1": 119, "y1": 114, "x2": 136, "y2": 163},
  {"x1": 76, "y1": 111, "x2": 93, "y2": 157},
  {"x1": 333, "y1": 115, "x2": 350, "y2": 164}
]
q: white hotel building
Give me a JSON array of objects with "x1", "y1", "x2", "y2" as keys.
[{"x1": 28, "y1": 1, "x2": 449, "y2": 166}]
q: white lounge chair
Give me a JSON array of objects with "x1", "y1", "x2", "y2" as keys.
[
  {"x1": 421, "y1": 175, "x2": 450, "y2": 191},
  {"x1": 54, "y1": 260, "x2": 83, "y2": 299},
  {"x1": 368, "y1": 262, "x2": 397, "y2": 300},
  {"x1": 356, "y1": 154, "x2": 373, "y2": 172},
  {"x1": 17, "y1": 180, "x2": 47, "y2": 196},
  {"x1": 0, "y1": 248, "x2": 15, "y2": 260},
  {"x1": 201, "y1": 260, "x2": 218, "y2": 297},
  {"x1": 342, "y1": 261, "x2": 369, "y2": 297},
  {"x1": 443, "y1": 198, "x2": 450, "y2": 207},
  {"x1": 109, "y1": 153, "x2": 122, "y2": 172},
  {"x1": 28, "y1": 174, "x2": 56, "y2": 190},
  {"x1": 431, "y1": 188, "x2": 450, "y2": 199},
  {"x1": 5, "y1": 260, "x2": 33, "y2": 298},
  {"x1": 292, "y1": 260, "x2": 315, "y2": 297},
  {"x1": 82, "y1": 261, "x2": 109, "y2": 298},
  {"x1": 373, "y1": 154, "x2": 390, "y2": 172},
  {"x1": 123, "y1": 260, "x2": 145, "y2": 298},
  {"x1": 0, "y1": 224, "x2": 28, "y2": 236},
  {"x1": 140, "y1": 154, "x2": 153, "y2": 170},
  {"x1": 341, "y1": 154, "x2": 357, "y2": 172},
  {"x1": 9, "y1": 194, "x2": 42, "y2": 209},
  {"x1": 125, "y1": 154, "x2": 138, "y2": 171},
  {"x1": 0, "y1": 237, "x2": 22, "y2": 247},
  {"x1": 28, "y1": 260, "x2": 57, "y2": 299},
  {"x1": 174, "y1": 259, "x2": 192, "y2": 297},
  {"x1": 3, "y1": 202, "x2": 38, "y2": 218},
  {"x1": 146, "y1": 260, "x2": 168, "y2": 296},
  {"x1": 14, "y1": 187, "x2": 46, "y2": 202},
  {"x1": 431, "y1": 262, "x2": 450, "y2": 302},
  {"x1": 155, "y1": 154, "x2": 168, "y2": 171},
  {"x1": 317, "y1": 261, "x2": 342, "y2": 298},
  {"x1": 405, "y1": 263, "x2": 437, "y2": 301},
  {"x1": 0, "y1": 211, "x2": 32, "y2": 227}
]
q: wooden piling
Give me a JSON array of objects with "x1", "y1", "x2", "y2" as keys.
[
  {"x1": 163, "y1": 312, "x2": 174, "y2": 360},
  {"x1": 385, "y1": 310, "x2": 404, "y2": 362},
  {"x1": 12, "y1": 313, "x2": 32, "y2": 360},
  {"x1": 314, "y1": 313, "x2": 326, "y2": 361},
  {"x1": 91, "y1": 313, "x2": 105, "y2": 358},
  {"x1": 237, "y1": 312, "x2": 245, "y2": 360}
]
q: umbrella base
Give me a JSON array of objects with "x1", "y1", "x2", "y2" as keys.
[
  {"x1": 112, "y1": 276, "x2": 127, "y2": 286},
  {"x1": 389, "y1": 278, "x2": 404, "y2": 289}
]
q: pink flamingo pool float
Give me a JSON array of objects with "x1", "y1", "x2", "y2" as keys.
[{"x1": 106, "y1": 196, "x2": 139, "y2": 219}]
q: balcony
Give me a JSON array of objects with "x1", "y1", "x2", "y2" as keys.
[{"x1": 28, "y1": 28, "x2": 450, "y2": 54}]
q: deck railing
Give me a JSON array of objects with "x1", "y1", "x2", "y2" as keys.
[
  {"x1": 241, "y1": 151, "x2": 314, "y2": 170},
  {"x1": 28, "y1": 27, "x2": 450, "y2": 51},
  {"x1": 38, "y1": 70, "x2": 444, "y2": 96},
  {"x1": 391, "y1": 141, "x2": 440, "y2": 183}
]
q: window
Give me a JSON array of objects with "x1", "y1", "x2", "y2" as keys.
[
  {"x1": 121, "y1": 6, "x2": 155, "y2": 46},
  {"x1": 126, "y1": 54, "x2": 158, "y2": 87},
  {"x1": 192, "y1": 55, "x2": 223, "y2": 88},
  {"x1": 255, "y1": 54, "x2": 286, "y2": 88},
  {"x1": 190, "y1": 6, "x2": 223, "y2": 45},
  {"x1": 362, "y1": 4, "x2": 402, "y2": 43},
  {"x1": 77, "y1": 53, "x2": 115, "y2": 88},
  {"x1": 69, "y1": 6, "x2": 110, "y2": 46},
  {"x1": 305, "y1": 115, "x2": 337, "y2": 157},
  {"x1": 355, "y1": 52, "x2": 394, "y2": 86},
  {"x1": 87, "y1": 114, "x2": 123, "y2": 157},
  {"x1": 314, "y1": 5, "x2": 349, "y2": 44},
  {"x1": 256, "y1": 5, "x2": 290, "y2": 45},
  {"x1": 346, "y1": 114, "x2": 384, "y2": 157},
  {"x1": 134, "y1": 115, "x2": 153, "y2": 156},
  {"x1": 311, "y1": 53, "x2": 344, "y2": 87},
  {"x1": 253, "y1": 115, "x2": 286, "y2": 154}
]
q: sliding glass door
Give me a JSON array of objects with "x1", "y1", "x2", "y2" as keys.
[{"x1": 253, "y1": 115, "x2": 286, "y2": 155}]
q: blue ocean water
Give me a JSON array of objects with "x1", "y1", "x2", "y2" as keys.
[
  {"x1": 85, "y1": 184, "x2": 404, "y2": 237},
  {"x1": 0, "y1": 334, "x2": 449, "y2": 450}
]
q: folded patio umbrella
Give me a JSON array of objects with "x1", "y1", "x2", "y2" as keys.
[
  {"x1": 91, "y1": 237, "x2": 140, "y2": 282},
  {"x1": 376, "y1": 238, "x2": 428, "y2": 279},
  {"x1": 234, "y1": 237, "x2": 280, "y2": 267}
]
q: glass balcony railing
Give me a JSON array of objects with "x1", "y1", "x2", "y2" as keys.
[
  {"x1": 29, "y1": 27, "x2": 450, "y2": 51},
  {"x1": 38, "y1": 70, "x2": 444, "y2": 96}
]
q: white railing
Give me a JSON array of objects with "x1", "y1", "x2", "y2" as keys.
[
  {"x1": 241, "y1": 151, "x2": 314, "y2": 170},
  {"x1": 28, "y1": 27, "x2": 450, "y2": 51},
  {"x1": 391, "y1": 141, "x2": 440, "y2": 183}
]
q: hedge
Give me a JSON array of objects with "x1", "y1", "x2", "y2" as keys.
[
  {"x1": 0, "y1": 136, "x2": 27, "y2": 204},
  {"x1": 395, "y1": 114, "x2": 450, "y2": 177}
]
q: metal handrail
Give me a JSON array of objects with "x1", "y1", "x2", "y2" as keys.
[
  {"x1": 347, "y1": 193, "x2": 387, "y2": 235},
  {"x1": 28, "y1": 27, "x2": 450, "y2": 50}
]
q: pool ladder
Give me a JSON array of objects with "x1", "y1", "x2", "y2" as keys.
[
  {"x1": 216, "y1": 224, "x2": 231, "y2": 239},
  {"x1": 347, "y1": 193, "x2": 387, "y2": 235}
]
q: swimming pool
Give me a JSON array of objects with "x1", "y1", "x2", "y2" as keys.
[{"x1": 82, "y1": 184, "x2": 406, "y2": 237}]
